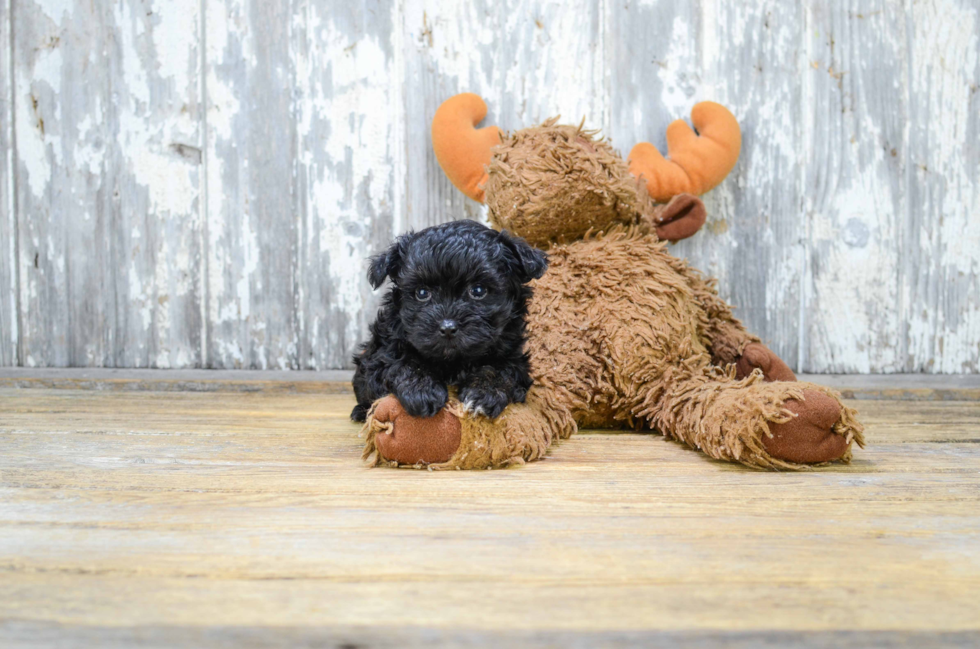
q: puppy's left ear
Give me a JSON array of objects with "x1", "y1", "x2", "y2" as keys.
[
  {"x1": 498, "y1": 230, "x2": 548, "y2": 283},
  {"x1": 368, "y1": 238, "x2": 406, "y2": 289}
]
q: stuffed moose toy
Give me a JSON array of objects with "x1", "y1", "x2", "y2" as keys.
[{"x1": 361, "y1": 93, "x2": 864, "y2": 470}]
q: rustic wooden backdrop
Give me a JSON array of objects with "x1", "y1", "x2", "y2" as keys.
[{"x1": 1, "y1": 0, "x2": 978, "y2": 372}]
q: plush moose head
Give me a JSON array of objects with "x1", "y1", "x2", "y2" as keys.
[{"x1": 431, "y1": 93, "x2": 742, "y2": 247}]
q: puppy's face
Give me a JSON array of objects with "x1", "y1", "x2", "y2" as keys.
[{"x1": 369, "y1": 221, "x2": 547, "y2": 361}]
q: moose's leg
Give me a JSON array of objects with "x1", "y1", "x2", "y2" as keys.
[
  {"x1": 634, "y1": 366, "x2": 864, "y2": 469},
  {"x1": 685, "y1": 271, "x2": 797, "y2": 382},
  {"x1": 361, "y1": 386, "x2": 576, "y2": 469}
]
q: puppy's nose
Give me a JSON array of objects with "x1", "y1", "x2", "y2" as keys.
[{"x1": 439, "y1": 319, "x2": 458, "y2": 337}]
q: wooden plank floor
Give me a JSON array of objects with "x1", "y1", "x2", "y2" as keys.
[{"x1": 1, "y1": 384, "x2": 979, "y2": 647}]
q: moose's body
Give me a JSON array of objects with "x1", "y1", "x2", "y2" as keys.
[{"x1": 361, "y1": 94, "x2": 864, "y2": 470}]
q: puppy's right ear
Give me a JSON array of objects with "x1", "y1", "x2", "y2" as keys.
[
  {"x1": 498, "y1": 229, "x2": 548, "y2": 283},
  {"x1": 368, "y1": 239, "x2": 404, "y2": 289}
]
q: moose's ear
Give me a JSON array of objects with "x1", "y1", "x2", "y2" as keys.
[
  {"x1": 654, "y1": 193, "x2": 707, "y2": 243},
  {"x1": 368, "y1": 237, "x2": 408, "y2": 289},
  {"x1": 498, "y1": 230, "x2": 548, "y2": 283}
]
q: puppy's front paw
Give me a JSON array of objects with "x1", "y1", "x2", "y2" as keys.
[
  {"x1": 396, "y1": 382, "x2": 449, "y2": 419},
  {"x1": 351, "y1": 403, "x2": 370, "y2": 422},
  {"x1": 460, "y1": 387, "x2": 509, "y2": 419}
]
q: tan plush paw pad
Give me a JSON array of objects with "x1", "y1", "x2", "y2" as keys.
[
  {"x1": 372, "y1": 396, "x2": 462, "y2": 465},
  {"x1": 764, "y1": 389, "x2": 849, "y2": 464}
]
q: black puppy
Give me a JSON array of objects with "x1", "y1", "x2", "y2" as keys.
[{"x1": 351, "y1": 220, "x2": 548, "y2": 422}]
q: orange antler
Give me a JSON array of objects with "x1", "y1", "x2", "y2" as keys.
[
  {"x1": 628, "y1": 102, "x2": 741, "y2": 203},
  {"x1": 431, "y1": 94, "x2": 503, "y2": 203}
]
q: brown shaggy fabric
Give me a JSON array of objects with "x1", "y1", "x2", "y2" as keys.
[
  {"x1": 484, "y1": 120, "x2": 657, "y2": 247},
  {"x1": 521, "y1": 226, "x2": 864, "y2": 469}
]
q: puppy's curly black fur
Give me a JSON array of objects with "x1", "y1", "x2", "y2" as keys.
[{"x1": 351, "y1": 220, "x2": 548, "y2": 422}]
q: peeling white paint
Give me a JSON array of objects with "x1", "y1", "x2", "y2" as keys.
[
  {"x1": 655, "y1": 15, "x2": 699, "y2": 117},
  {"x1": 35, "y1": 0, "x2": 74, "y2": 23},
  {"x1": 15, "y1": 39, "x2": 64, "y2": 199},
  {"x1": 235, "y1": 221, "x2": 257, "y2": 323},
  {"x1": 905, "y1": 0, "x2": 980, "y2": 372},
  {"x1": 116, "y1": 1, "x2": 200, "y2": 218},
  {"x1": 1, "y1": 0, "x2": 15, "y2": 364},
  {"x1": 307, "y1": 17, "x2": 393, "y2": 351},
  {"x1": 810, "y1": 171, "x2": 901, "y2": 373},
  {"x1": 151, "y1": 5, "x2": 196, "y2": 86},
  {"x1": 3, "y1": 0, "x2": 979, "y2": 372},
  {"x1": 72, "y1": 112, "x2": 104, "y2": 176}
]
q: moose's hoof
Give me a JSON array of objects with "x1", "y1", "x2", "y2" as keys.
[
  {"x1": 764, "y1": 389, "x2": 849, "y2": 464},
  {"x1": 371, "y1": 396, "x2": 461, "y2": 465}
]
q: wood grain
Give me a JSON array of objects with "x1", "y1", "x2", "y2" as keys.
[
  {"x1": 0, "y1": 387, "x2": 978, "y2": 645},
  {"x1": 1, "y1": 1, "x2": 979, "y2": 372},
  {"x1": 702, "y1": 0, "x2": 806, "y2": 369},
  {"x1": 12, "y1": 0, "x2": 204, "y2": 368},
  {"x1": 293, "y1": 0, "x2": 399, "y2": 370},
  {"x1": 400, "y1": 0, "x2": 488, "y2": 231},
  {"x1": 1, "y1": 625, "x2": 975, "y2": 649},
  {"x1": 0, "y1": 0, "x2": 15, "y2": 365},
  {"x1": 802, "y1": 0, "x2": 908, "y2": 372},
  {"x1": 905, "y1": 0, "x2": 980, "y2": 372},
  {"x1": 204, "y1": 0, "x2": 298, "y2": 369}
]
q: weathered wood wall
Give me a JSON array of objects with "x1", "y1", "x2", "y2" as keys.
[{"x1": 1, "y1": 0, "x2": 978, "y2": 372}]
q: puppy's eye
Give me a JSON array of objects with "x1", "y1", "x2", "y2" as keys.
[
  {"x1": 468, "y1": 285, "x2": 488, "y2": 300},
  {"x1": 414, "y1": 288, "x2": 431, "y2": 301}
]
